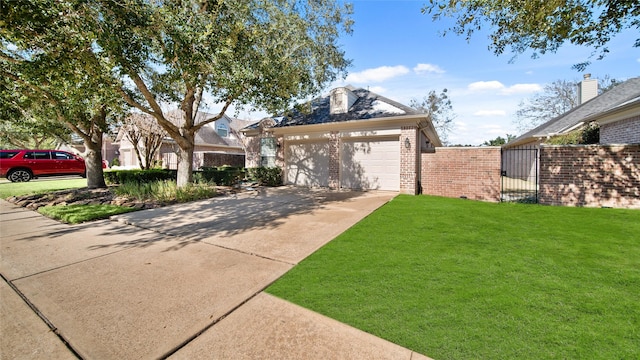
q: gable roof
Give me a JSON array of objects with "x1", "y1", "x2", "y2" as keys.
[
  {"x1": 119, "y1": 110, "x2": 248, "y2": 149},
  {"x1": 506, "y1": 77, "x2": 640, "y2": 147},
  {"x1": 273, "y1": 85, "x2": 420, "y2": 127}
]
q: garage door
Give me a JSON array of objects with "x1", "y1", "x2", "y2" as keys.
[
  {"x1": 285, "y1": 141, "x2": 330, "y2": 187},
  {"x1": 341, "y1": 138, "x2": 400, "y2": 191}
]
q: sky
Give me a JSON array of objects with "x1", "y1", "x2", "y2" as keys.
[{"x1": 223, "y1": 0, "x2": 640, "y2": 145}]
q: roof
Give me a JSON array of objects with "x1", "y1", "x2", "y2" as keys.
[
  {"x1": 243, "y1": 86, "x2": 422, "y2": 130},
  {"x1": 506, "y1": 77, "x2": 640, "y2": 148},
  {"x1": 119, "y1": 110, "x2": 249, "y2": 149}
]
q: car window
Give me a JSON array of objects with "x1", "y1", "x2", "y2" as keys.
[
  {"x1": 53, "y1": 151, "x2": 74, "y2": 160},
  {"x1": 0, "y1": 151, "x2": 19, "y2": 159},
  {"x1": 24, "y1": 151, "x2": 51, "y2": 160}
]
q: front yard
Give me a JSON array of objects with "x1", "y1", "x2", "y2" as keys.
[{"x1": 267, "y1": 195, "x2": 640, "y2": 359}]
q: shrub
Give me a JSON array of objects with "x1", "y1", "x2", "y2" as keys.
[
  {"x1": 104, "y1": 169, "x2": 176, "y2": 185},
  {"x1": 247, "y1": 167, "x2": 282, "y2": 187},
  {"x1": 113, "y1": 179, "x2": 217, "y2": 202},
  {"x1": 196, "y1": 166, "x2": 245, "y2": 186},
  {"x1": 111, "y1": 158, "x2": 120, "y2": 167}
]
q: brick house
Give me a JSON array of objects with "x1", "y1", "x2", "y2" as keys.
[
  {"x1": 241, "y1": 86, "x2": 441, "y2": 194},
  {"x1": 116, "y1": 111, "x2": 252, "y2": 169},
  {"x1": 506, "y1": 75, "x2": 640, "y2": 148}
]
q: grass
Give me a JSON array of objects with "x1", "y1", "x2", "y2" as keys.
[
  {"x1": 112, "y1": 180, "x2": 217, "y2": 202},
  {"x1": 267, "y1": 195, "x2": 640, "y2": 360},
  {"x1": 37, "y1": 204, "x2": 136, "y2": 224},
  {"x1": 0, "y1": 178, "x2": 86, "y2": 198}
]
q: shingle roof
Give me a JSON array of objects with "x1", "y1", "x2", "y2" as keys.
[
  {"x1": 245, "y1": 86, "x2": 419, "y2": 129},
  {"x1": 508, "y1": 77, "x2": 640, "y2": 147}
]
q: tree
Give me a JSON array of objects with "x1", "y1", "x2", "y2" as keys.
[
  {"x1": 121, "y1": 113, "x2": 167, "y2": 170},
  {"x1": 1, "y1": 0, "x2": 127, "y2": 188},
  {"x1": 482, "y1": 134, "x2": 516, "y2": 146},
  {"x1": 0, "y1": 91, "x2": 73, "y2": 148},
  {"x1": 423, "y1": 1, "x2": 640, "y2": 70},
  {"x1": 514, "y1": 75, "x2": 621, "y2": 133},
  {"x1": 514, "y1": 80, "x2": 578, "y2": 133},
  {"x1": 410, "y1": 89, "x2": 456, "y2": 145},
  {"x1": 93, "y1": 0, "x2": 353, "y2": 187}
]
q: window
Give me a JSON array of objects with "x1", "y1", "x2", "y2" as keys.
[
  {"x1": 24, "y1": 151, "x2": 51, "y2": 160},
  {"x1": 0, "y1": 151, "x2": 19, "y2": 159},
  {"x1": 53, "y1": 151, "x2": 74, "y2": 160},
  {"x1": 260, "y1": 137, "x2": 276, "y2": 167},
  {"x1": 217, "y1": 123, "x2": 228, "y2": 137}
]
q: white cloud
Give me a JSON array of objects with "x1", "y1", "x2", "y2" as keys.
[
  {"x1": 368, "y1": 86, "x2": 387, "y2": 94},
  {"x1": 413, "y1": 63, "x2": 445, "y2": 74},
  {"x1": 501, "y1": 83, "x2": 542, "y2": 94},
  {"x1": 345, "y1": 65, "x2": 410, "y2": 83},
  {"x1": 468, "y1": 81, "x2": 505, "y2": 92},
  {"x1": 467, "y1": 80, "x2": 541, "y2": 94},
  {"x1": 474, "y1": 110, "x2": 507, "y2": 117}
]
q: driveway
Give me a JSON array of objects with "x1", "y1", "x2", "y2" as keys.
[{"x1": 1, "y1": 187, "x2": 430, "y2": 359}]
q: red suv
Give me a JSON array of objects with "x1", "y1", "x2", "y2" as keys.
[{"x1": 0, "y1": 150, "x2": 86, "y2": 182}]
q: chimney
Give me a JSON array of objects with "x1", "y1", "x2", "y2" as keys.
[
  {"x1": 577, "y1": 73, "x2": 598, "y2": 105},
  {"x1": 330, "y1": 87, "x2": 358, "y2": 114}
]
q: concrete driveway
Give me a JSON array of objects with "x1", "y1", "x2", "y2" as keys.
[{"x1": 1, "y1": 187, "x2": 431, "y2": 359}]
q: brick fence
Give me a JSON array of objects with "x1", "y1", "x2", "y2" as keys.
[
  {"x1": 421, "y1": 147, "x2": 501, "y2": 202},
  {"x1": 539, "y1": 144, "x2": 640, "y2": 209}
]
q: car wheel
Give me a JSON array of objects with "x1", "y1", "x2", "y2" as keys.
[{"x1": 7, "y1": 168, "x2": 33, "y2": 182}]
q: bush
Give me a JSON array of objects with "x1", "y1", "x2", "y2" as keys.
[
  {"x1": 247, "y1": 167, "x2": 282, "y2": 187},
  {"x1": 111, "y1": 158, "x2": 120, "y2": 167},
  {"x1": 104, "y1": 169, "x2": 176, "y2": 185},
  {"x1": 196, "y1": 166, "x2": 245, "y2": 186},
  {"x1": 113, "y1": 179, "x2": 217, "y2": 202}
]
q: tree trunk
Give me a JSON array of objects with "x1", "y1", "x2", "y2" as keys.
[
  {"x1": 176, "y1": 144, "x2": 194, "y2": 187},
  {"x1": 84, "y1": 132, "x2": 106, "y2": 189}
]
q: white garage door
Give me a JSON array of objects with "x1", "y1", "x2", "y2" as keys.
[
  {"x1": 285, "y1": 141, "x2": 330, "y2": 187},
  {"x1": 341, "y1": 138, "x2": 400, "y2": 191}
]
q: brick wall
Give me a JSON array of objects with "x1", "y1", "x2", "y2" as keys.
[
  {"x1": 400, "y1": 127, "x2": 418, "y2": 194},
  {"x1": 539, "y1": 145, "x2": 640, "y2": 209},
  {"x1": 328, "y1": 131, "x2": 340, "y2": 188},
  {"x1": 421, "y1": 147, "x2": 501, "y2": 202},
  {"x1": 600, "y1": 116, "x2": 640, "y2": 145}
]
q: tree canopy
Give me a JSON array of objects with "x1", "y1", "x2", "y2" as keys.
[
  {"x1": 423, "y1": 0, "x2": 640, "y2": 69},
  {"x1": 410, "y1": 89, "x2": 456, "y2": 145},
  {"x1": 2, "y1": 0, "x2": 353, "y2": 186}
]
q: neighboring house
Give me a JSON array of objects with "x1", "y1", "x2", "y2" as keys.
[
  {"x1": 502, "y1": 76, "x2": 640, "y2": 182},
  {"x1": 59, "y1": 134, "x2": 119, "y2": 165},
  {"x1": 506, "y1": 76, "x2": 640, "y2": 148},
  {"x1": 242, "y1": 86, "x2": 442, "y2": 194},
  {"x1": 117, "y1": 110, "x2": 252, "y2": 169}
]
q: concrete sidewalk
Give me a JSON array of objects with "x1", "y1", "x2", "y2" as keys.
[{"x1": 1, "y1": 187, "x2": 432, "y2": 359}]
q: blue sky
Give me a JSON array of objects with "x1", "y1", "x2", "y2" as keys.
[{"x1": 226, "y1": 1, "x2": 640, "y2": 145}]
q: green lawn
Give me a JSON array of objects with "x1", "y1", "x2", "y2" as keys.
[
  {"x1": 0, "y1": 178, "x2": 86, "y2": 198},
  {"x1": 37, "y1": 204, "x2": 136, "y2": 224},
  {"x1": 267, "y1": 195, "x2": 640, "y2": 360}
]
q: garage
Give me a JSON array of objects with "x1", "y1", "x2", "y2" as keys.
[
  {"x1": 285, "y1": 140, "x2": 330, "y2": 187},
  {"x1": 340, "y1": 137, "x2": 400, "y2": 191}
]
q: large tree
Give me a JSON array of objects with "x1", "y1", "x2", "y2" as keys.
[
  {"x1": 93, "y1": 0, "x2": 353, "y2": 186},
  {"x1": 423, "y1": 0, "x2": 639, "y2": 69},
  {"x1": 1, "y1": 0, "x2": 126, "y2": 188},
  {"x1": 514, "y1": 75, "x2": 620, "y2": 132},
  {"x1": 410, "y1": 89, "x2": 456, "y2": 145}
]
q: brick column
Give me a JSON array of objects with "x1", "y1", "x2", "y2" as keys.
[
  {"x1": 328, "y1": 131, "x2": 340, "y2": 189},
  {"x1": 400, "y1": 126, "x2": 418, "y2": 194}
]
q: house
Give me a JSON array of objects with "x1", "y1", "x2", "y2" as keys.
[
  {"x1": 505, "y1": 75, "x2": 640, "y2": 148},
  {"x1": 241, "y1": 86, "x2": 442, "y2": 194},
  {"x1": 117, "y1": 110, "x2": 253, "y2": 169},
  {"x1": 501, "y1": 76, "x2": 640, "y2": 183}
]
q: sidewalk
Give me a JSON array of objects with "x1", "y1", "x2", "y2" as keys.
[{"x1": 1, "y1": 188, "x2": 432, "y2": 359}]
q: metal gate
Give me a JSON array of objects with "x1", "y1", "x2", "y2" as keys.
[{"x1": 501, "y1": 146, "x2": 539, "y2": 203}]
